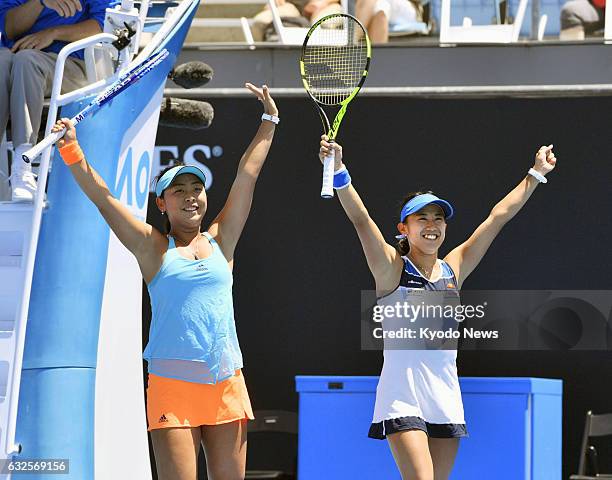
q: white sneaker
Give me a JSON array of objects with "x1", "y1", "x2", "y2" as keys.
[{"x1": 11, "y1": 144, "x2": 37, "y2": 202}]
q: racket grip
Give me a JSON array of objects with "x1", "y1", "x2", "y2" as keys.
[
  {"x1": 321, "y1": 151, "x2": 335, "y2": 199},
  {"x1": 22, "y1": 129, "x2": 66, "y2": 163}
]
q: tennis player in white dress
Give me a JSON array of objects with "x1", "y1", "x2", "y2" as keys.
[{"x1": 318, "y1": 136, "x2": 557, "y2": 480}]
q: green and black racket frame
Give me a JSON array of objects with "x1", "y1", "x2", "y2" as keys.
[{"x1": 300, "y1": 13, "x2": 372, "y2": 198}]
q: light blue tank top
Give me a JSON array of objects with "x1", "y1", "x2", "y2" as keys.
[{"x1": 143, "y1": 232, "x2": 243, "y2": 384}]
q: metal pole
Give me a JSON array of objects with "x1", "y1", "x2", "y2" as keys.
[{"x1": 531, "y1": 0, "x2": 540, "y2": 40}]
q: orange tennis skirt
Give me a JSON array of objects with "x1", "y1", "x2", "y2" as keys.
[{"x1": 146, "y1": 370, "x2": 254, "y2": 431}]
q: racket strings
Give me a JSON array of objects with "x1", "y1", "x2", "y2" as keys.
[{"x1": 302, "y1": 16, "x2": 368, "y2": 105}]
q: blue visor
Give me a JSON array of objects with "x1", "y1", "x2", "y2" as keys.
[
  {"x1": 400, "y1": 193, "x2": 454, "y2": 223},
  {"x1": 155, "y1": 165, "x2": 207, "y2": 197}
]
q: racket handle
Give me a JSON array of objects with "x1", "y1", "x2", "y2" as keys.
[
  {"x1": 22, "y1": 129, "x2": 66, "y2": 163},
  {"x1": 321, "y1": 150, "x2": 335, "y2": 199}
]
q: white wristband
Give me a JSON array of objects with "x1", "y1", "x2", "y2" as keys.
[
  {"x1": 261, "y1": 113, "x2": 279, "y2": 125},
  {"x1": 528, "y1": 168, "x2": 547, "y2": 184}
]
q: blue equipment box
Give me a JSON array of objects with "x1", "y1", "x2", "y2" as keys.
[{"x1": 295, "y1": 376, "x2": 562, "y2": 480}]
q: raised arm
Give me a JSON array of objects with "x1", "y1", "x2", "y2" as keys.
[
  {"x1": 319, "y1": 137, "x2": 401, "y2": 290},
  {"x1": 52, "y1": 119, "x2": 165, "y2": 270},
  {"x1": 444, "y1": 144, "x2": 557, "y2": 288},
  {"x1": 208, "y1": 83, "x2": 278, "y2": 262}
]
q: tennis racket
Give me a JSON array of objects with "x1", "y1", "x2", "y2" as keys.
[
  {"x1": 22, "y1": 48, "x2": 170, "y2": 163},
  {"x1": 300, "y1": 13, "x2": 371, "y2": 199}
]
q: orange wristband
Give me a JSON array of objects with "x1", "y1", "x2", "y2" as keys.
[{"x1": 59, "y1": 142, "x2": 84, "y2": 166}]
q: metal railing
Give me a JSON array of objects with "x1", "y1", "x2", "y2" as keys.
[
  {"x1": 164, "y1": 83, "x2": 612, "y2": 99},
  {"x1": 3, "y1": 32, "x2": 119, "y2": 457}
]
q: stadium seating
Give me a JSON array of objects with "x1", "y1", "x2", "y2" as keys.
[
  {"x1": 429, "y1": 0, "x2": 564, "y2": 38},
  {"x1": 186, "y1": 0, "x2": 264, "y2": 43}
]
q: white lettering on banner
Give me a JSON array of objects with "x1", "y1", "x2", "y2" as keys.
[
  {"x1": 152, "y1": 144, "x2": 224, "y2": 192},
  {"x1": 114, "y1": 148, "x2": 151, "y2": 213},
  {"x1": 113, "y1": 129, "x2": 156, "y2": 221}
]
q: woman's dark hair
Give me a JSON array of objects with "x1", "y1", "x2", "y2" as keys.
[
  {"x1": 152, "y1": 162, "x2": 186, "y2": 234},
  {"x1": 396, "y1": 190, "x2": 435, "y2": 256}
]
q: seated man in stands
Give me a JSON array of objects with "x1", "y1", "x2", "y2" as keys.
[
  {"x1": 251, "y1": 0, "x2": 341, "y2": 42},
  {"x1": 560, "y1": 0, "x2": 605, "y2": 39},
  {"x1": 251, "y1": 0, "x2": 303, "y2": 41},
  {"x1": 356, "y1": 0, "x2": 425, "y2": 43},
  {"x1": 0, "y1": 0, "x2": 115, "y2": 201},
  {"x1": 302, "y1": 0, "x2": 342, "y2": 24}
]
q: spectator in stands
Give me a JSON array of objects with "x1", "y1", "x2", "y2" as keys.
[
  {"x1": 251, "y1": 0, "x2": 303, "y2": 41},
  {"x1": 251, "y1": 0, "x2": 341, "y2": 42},
  {"x1": 560, "y1": 0, "x2": 605, "y2": 39},
  {"x1": 302, "y1": 0, "x2": 342, "y2": 24},
  {"x1": 0, "y1": 0, "x2": 116, "y2": 202},
  {"x1": 356, "y1": 0, "x2": 426, "y2": 43}
]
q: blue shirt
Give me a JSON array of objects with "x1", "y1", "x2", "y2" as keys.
[
  {"x1": 143, "y1": 232, "x2": 245, "y2": 384},
  {"x1": 0, "y1": 0, "x2": 118, "y2": 59}
]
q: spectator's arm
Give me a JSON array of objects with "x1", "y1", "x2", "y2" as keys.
[
  {"x1": 85, "y1": 0, "x2": 114, "y2": 31},
  {"x1": 10, "y1": 18, "x2": 101, "y2": 51},
  {"x1": 3, "y1": 0, "x2": 44, "y2": 40},
  {"x1": 51, "y1": 17, "x2": 101, "y2": 41},
  {"x1": 48, "y1": 0, "x2": 109, "y2": 43}
]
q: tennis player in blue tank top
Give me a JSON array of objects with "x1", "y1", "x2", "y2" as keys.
[
  {"x1": 52, "y1": 83, "x2": 279, "y2": 480},
  {"x1": 318, "y1": 136, "x2": 558, "y2": 480}
]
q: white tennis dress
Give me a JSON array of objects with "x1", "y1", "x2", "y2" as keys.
[{"x1": 369, "y1": 257, "x2": 468, "y2": 439}]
